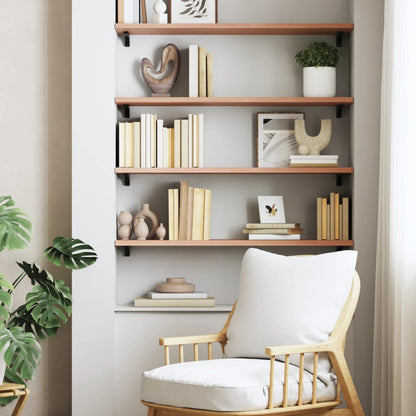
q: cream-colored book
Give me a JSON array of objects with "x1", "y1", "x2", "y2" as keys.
[
  {"x1": 125, "y1": 122, "x2": 134, "y2": 168},
  {"x1": 339, "y1": 205, "x2": 343, "y2": 241},
  {"x1": 133, "y1": 122, "x2": 141, "y2": 168},
  {"x1": 198, "y1": 46, "x2": 207, "y2": 97},
  {"x1": 168, "y1": 189, "x2": 175, "y2": 240},
  {"x1": 206, "y1": 53, "x2": 213, "y2": 97},
  {"x1": 173, "y1": 188, "x2": 179, "y2": 240},
  {"x1": 334, "y1": 193, "x2": 340, "y2": 240},
  {"x1": 181, "y1": 119, "x2": 189, "y2": 168},
  {"x1": 186, "y1": 186, "x2": 194, "y2": 240},
  {"x1": 140, "y1": 114, "x2": 146, "y2": 168},
  {"x1": 145, "y1": 113, "x2": 151, "y2": 168},
  {"x1": 330, "y1": 192, "x2": 335, "y2": 240},
  {"x1": 198, "y1": 114, "x2": 204, "y2": 168},
  {"x1": 321, "y1": 198, "x2": 327, "y2": 240},
  {"x1": 342, "y1": 197, "x2": 349, "y2": 240},
  {"x1": 192, "y1": 114, "x2": 199, "y2": 167},
  {"x1": 203, "y1": 189, "x2": 211, "y2": 240},
  {"x1": 118, "y1": 122, "x2": 126, "y2": 168},
  {"x1": 134, "y1": 297, "x2": 215, "y2": 307},
  {"x1": 188, "y1": 114, "x2": 193, "y2": 168},
  {"x1": 156, "y1": 119, "x2": 163, "y2": 168},
  {"x1": 163, "y1": 127, "x2": 169, "y2": 168},
  {"x1": 317, "y1": 197, "x2": 322, "y2": 240},
  {"x1": 179, "y1": 181, "x2": 188, "y2": 240},
  {"x1": 174, "y1": 119, "x2": 181, "y2": 168},
  {"x1": 151, "y1": 114, "x2": 157, "y2": 168},
  {"x1": 192, "y1": 188, "x2": 205, "y2": 240}
]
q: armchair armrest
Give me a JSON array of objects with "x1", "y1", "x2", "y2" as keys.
[{"x1": 265, "y1": 341, "x2": 333, "y2": 357}]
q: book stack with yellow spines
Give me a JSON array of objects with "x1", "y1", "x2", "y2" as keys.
[
  {"x1": 243, "y1": 223, "x2": 303, "y2": 240},
  {"x1": 189, "y1": 45, "x2": 213, "y2": 98}
]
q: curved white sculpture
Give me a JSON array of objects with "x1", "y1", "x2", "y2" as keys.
[{"x1": 294, "y1": 119, "x2": 332, "y2": 155}]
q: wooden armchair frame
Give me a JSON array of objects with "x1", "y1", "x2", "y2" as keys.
[{"x1": 142, "y1": 272, "x2": 364, "y2": 416}]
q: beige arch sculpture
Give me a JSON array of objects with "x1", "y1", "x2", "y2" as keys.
[{"x1": 295, "y1": 119, "x2": 332, "y2": 155}]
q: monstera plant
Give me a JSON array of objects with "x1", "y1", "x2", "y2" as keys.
[{"x1": 0, "y1": 196, "x2": 97, "y2": 404}]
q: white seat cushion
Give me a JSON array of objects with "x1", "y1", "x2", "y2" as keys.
[
  {"x1": 224, "y1": 249, "x2": 358, "y2": 376},
  {"x1": 141, "y1": 358, "x2": 337, "y2": 411}
]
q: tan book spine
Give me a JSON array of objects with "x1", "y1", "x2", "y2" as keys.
[
  {"x1": 181, "y1": 119, "x2": 189, "y2": 168},
  {"x1": 168, "y1": 189, "x2": 174, "y2": 240},
  {"x1": 317, "y1": 197, "x2": 322, "y2": 240},
  {"x1": 327, "y1": 205, "x2": 330, "y2": 240},
  {"x1": 192, "y1": 188, "x2": 205, "y2": 240},
  {"x1": 339, "y1": 204, "x2": 343, "y2": 240},
  {"x1": 203, "y1": 189, "x2": 212, "y2": 240},
  {"x1": 179, "y1": 181, "x2": 189, "y2": 240},
  {"x1": 334, "y1": 193, "x2": 340, "y2": 240},
  {"x1": 192, "y1": 114, "x2": 199, "y2": 167},
  {"x1": 117, "y1": 0, "x2": 124, "y2": 23},
  {"x1": 140, "y1": 0, "x2": 147, "y2": 23},
  {"x1": 125, "y1": 122, "x2": 134, "y2": 168},
  {"x1": 134, "y1": 297, "x2": 215, "y2": 307},
  {"x1": 321, "y1": 198, "x2": 327, "y2": 240},
  {"x1": 330, "y1": 192, "x2": 335, "y2": 240},
  {"x1": 174, "y1": 119, "x2": 181, "y2": 168},
  {"x1": 173, "y1": 188, "x2": 179, "y2": 240},
  {"x1": 206, "y1": 53, "x2": 213, "y2": 97},
  {"x1": 198, "y1": 46, "x2": 207, "y2": 97},
  {"x1": 186, "y1": 186, "x2": 194, "y2": 240},
  {"x1": 342, "y1": 197, "x2": 349, "y2": 240}
]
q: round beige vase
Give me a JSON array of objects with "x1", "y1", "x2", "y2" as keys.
[
  {"x1": 156, "y1": 278, "x2": 195, "y2": 293},
  {"x1": 303, "y1": 67, "x2": 336, "y2": 97}
]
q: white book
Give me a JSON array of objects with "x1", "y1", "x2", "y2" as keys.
[
  {"x1": 189, "y1": 45, "x2": 199, "y2": 97},
  {"x1": 147, "y1": 292, "x2": 208, "y2": 299},
  {"x1": 188, "y1": 114, "x2": 193, "y2": 167},
  {"x1": 198, "y1": 114, "x2": 204, "y2": 168},
  {"x1": 290, "y1": 155, "x2": 339, "y2": 161},
  {"x1": 140, "y1": 114, "x2": 146, "y2": 168},
  {"x1": 156, "y1": 119, "x2": 164, "y2": 168},
  {"x1": 163, "y1": 127, "x2": 169, "y2": 168},
  {"x1": 192, "y1": 114, "x2": 198, "y2": 167},
  {"x1": 174, "y1": 119, "x2": 181, "y2": 168},
  {"x1": 124, "y1": 0, "x2": 134, "y2": 23},
  {"x1": 125, "y1": 122, "x2": 133, "y2": 168},
  {"x1": 181, "y1": 119, "x2": 189, "y2": 168},
  {"x1": 132, "y1": 0, "x2": 140, "y2": 23},
  {"x1": 118, "y1": 122, "x2": 126, "y2": 168},
  {"x1": 145, "y1": 114, "x2": 151, "y2": 168},
  {"x1": 151, "y1": 114, "x2": 157, "y2": 168},
  {"x1": 248, "y1": 234, "x2": 301, "y2": 240},
  {"x1": 133, "y1": 122, "x2": 141, "y2": 167}
]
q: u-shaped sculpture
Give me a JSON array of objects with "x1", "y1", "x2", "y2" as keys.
[{"x1": 294, "y1": 119, "x2": 332, "y2": 155}]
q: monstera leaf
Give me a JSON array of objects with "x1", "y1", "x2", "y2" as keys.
[
  {"x1": 25, "y1": 281, "x2": 72, "y2": 329},
  {"x1": 0, "y1": 196, "x2": 32, "y2": 251},
  {"x1": 0, "y1": 368, "x2": 26, "y2": 406},
  {"x1": 44, "y1": 237, "x2": 97, "y2": 270},
  {"x1": 0, "y1": 327, "x2": 40, "y2": 380},
  {"x1": 0, "y1": 274, "x2": 13, "y2": 325}
]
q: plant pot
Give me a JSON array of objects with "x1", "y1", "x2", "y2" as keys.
[{"x1": 303, "y1": 67, "x2": 336, "y2": 97}]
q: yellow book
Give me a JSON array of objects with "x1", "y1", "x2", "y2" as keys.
[
  {"x1": 168, "y1": 189, "x2": 174, "y2": 240},
  {"x1": 203, "y1": 189, "x2": 212, "y2": 240},
  {"x1": 330, "y1": 192, "x2": 335, "y2": 240},
  {"x1": 133, "y1": 121, "x2": 141, "y2": 168},
  {"x1": 317, "y1": 197, "x2": 322, "y2": 240},
  {"x1": 342, "y1": 197, "x2": 349, "y2": 240},
  {"x1": 339, "y1": 204, "x2": 343, "y2": 241},
  {"x1": 192, "y1": 188, "x2": 205, "y2": 240},
  {"x1": 174, "y1": 119, "x2": 181, "y2": 168},
  {"x1": 198, "y1": 46, "x2": 207, "y2": 97},
  {"x1": 192, "y1": 114, "x2": 199, "y2": 167},
  {"x1": 118, "y1": 122, "x2": 126, "y2": 168},
  {"x1": 181, "y1": 119, "x2": 189, "y2": 168},
  {"x1": 206, "y1": 53, "x2": 213, "y2": 97},
  {"x1": 173, "y1": 188, "x2": 179, "y2": 240},
  {"x1": 321, "y1": 198, "x2": 327, "y2": 240},
  {"x1": 179, "y1": 181, "x2": 188, "y2": 240},
  {"x1": 186, "y1": 186, "x2": 194, "y2": 240},
  {"x1": 334, "y1": 193, "x2": 340, "y2": 240}
]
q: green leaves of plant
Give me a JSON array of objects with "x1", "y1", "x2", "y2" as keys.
[
  {"x1": 0, "y1": 196, "x2": 32, "y2": 252},
  {"x1": 44, "y1": 237, "x2": 97, "y2": 270},
  {"x1": 0, "y1": 274, "x2": 13, "y2": 326},
  {"x1": 295, "y1": 41, "x2": 341, "y2": 68}
]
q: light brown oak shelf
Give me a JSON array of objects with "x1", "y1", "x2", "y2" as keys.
[{"x1": 114, "y1": 23, "x2": 354, "y2": 36}]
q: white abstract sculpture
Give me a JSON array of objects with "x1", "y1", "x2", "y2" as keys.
[
  {"x1": 152, "y1": 0, "x2": 168, "y2": 24},
  {"x1": 294, "y1": 119, "x2": 332, "y2": 155}
]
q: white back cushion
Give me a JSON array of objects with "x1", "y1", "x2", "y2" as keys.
[{"x1": 224, "y1": 249, "x2": 358, "y2": 374}]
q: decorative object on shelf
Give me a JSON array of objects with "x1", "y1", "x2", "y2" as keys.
[
  {"x1": 317, "y1": 193, "x2": 349, "y2": 241},
  {"x1": 257, "y1": 196, "x2": 286, "y2": 224},
  {"x1": 134, "y1": 203, "x2": 159, "y2": 239},
  {"x1": 156, "y1": 223, "x2": 167, "y2": 240},
  {"x1": 257, "y1": 113, "x2": 304, "y2": 167},
  {"x1": 294, "y1": 119, "x2": 332, "y2": 155},
  {"x1": 295, "y1": 42, "x2": 341, "y2": 97},
  {"x1": 156, "y1": 277, "x2": 195, "y2": 293},
  {"x1": 134, "y1": 215, "x2": 149, "y2": 240},
  {"x1": 117, "y1": 210, "x2": 133, "y2": 240},
  {"x1": 141, "y1": 44, "x2": 180, "y2": 97},
  {"x1": 170, "y1": 0, "x2": 217, "y2": 23},
  {"x1": 152, "y1": 0, "x2": 168, "y2": 23}
]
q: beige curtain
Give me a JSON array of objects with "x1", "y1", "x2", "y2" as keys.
[{"x1": 372, "y1": 1, "x2": 416, "y2": 415}]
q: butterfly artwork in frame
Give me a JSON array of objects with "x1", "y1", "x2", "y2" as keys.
[
  {"x1": 258, "y1": 196, "x2": 286, "y2": 223},
  {"x1": 170, "y1": 0, "x2": 218, "y2": 23}
]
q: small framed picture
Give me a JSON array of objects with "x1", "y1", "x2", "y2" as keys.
[
  {"x1": 258, "y1": 196, "x2": 286, "y2": 223},
  {"x1": 257, "y1": 113, "x2": 304, "y2": 167},
  {"x1": 170, "y1": 0, "x2": 218, "y2": 23}
]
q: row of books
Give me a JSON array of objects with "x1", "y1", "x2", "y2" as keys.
[
  {"x1": 243, "y1": 223, "x2": 303, "y2": 240},
  {"x1": 189, "y1": 45, "x2": 213, "y2": 97},
  {"x1": 169, "y1": 181, "x2": 212, "y2": 240},
  {"x1": 118, "y1": 114, "x2": 204, "y2": 168},
  {"x1": 317, "y1": 193, "x2": 349, "y2": 240},
  {"x1": 117, "y1": 0, "x2": 147, "y2": 24},
  {"x1": 290, "y1": 155, "x2": 339, "y2": 167},
  {"x1": 134, "y1": 291, "x2": 215, "y2": 307}
]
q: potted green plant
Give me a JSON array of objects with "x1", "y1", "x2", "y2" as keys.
[
  {"x1": 0, "y1": 196, "x2": 97, "y2": 404},
  {"x1": 295, "y1": 41, "x2": 341, "y2": 97}
]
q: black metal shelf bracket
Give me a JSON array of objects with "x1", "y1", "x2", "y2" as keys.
[
  {"x1": 122, "y1": 31, "x2": 130, "y2": 47},
  {"x1": 336, "y1": 174, "x2": 344, "y2": 187},
  {"x1": 123, "y1": 247, "x2": 130, "y2": 257},
  {"x1": 119, "y1": 104, "x2": 130, "y2": 119},
  {"x1": 336, "y1": 105, "x2": 344, "y2": 118},
  {"x1": 336, "y1": 31, "x2": 344, "y2": 47},
  {"x1": 118, "y1": 174, "x2": 130, "y2": 186}
]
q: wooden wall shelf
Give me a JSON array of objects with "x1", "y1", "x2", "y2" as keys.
[
  {"x1": 114, "y1": 23, "x2": 354, "y2": 36},
  {"x1": 115, "y1": 304, "x2": 233, "y2": 313}
]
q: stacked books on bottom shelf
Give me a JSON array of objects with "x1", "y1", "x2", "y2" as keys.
[
  {"x1": 134, "y1": 291, "x2": 215, "y2": 307},
  {"x1": 317, "y1": 193, "x2": 350, "y2": 240},
  {"x1": 243, "y1": 223, "x2": 303, "y2": 240},
  {"x1": 290, "y1": 155, "x2": 339, "y2": 167}
]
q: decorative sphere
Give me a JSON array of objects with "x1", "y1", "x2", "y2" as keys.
[
  {"x1": 298, "y1": 144, "x2": 310, "y2": 155},
  {"x1": 118, "y1": 224, "x2": 132, "y2": 240},
  {"x1": 154, "y1": 0, "x2": 166, "y2": 13},
  {"x1": 118, "y1": 211, "x2": 133, "y2": 225}
]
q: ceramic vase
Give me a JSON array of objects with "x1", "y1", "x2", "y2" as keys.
[
  {"x1": 118, "y1": 211, "x2": 133, "y2": 240},
  {"x1": 156, "y1": 223, "x2": 167, "y2": 240},
  {"x1": 134, "y1": 216, "x2": 149, "y2": 240},
  {"x1": 156, "y1": 277, "x2": 195, "y2": 293},
  {"x1": 134, "y1": 203, "x2": 159, "y2": 239},
  {"x1": 303, "y1": 67, "x2": 336, "y2": 97}
]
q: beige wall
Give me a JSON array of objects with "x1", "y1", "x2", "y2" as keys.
[{"x1": 0, "y1": 0, "x2": 71, "y2": 415}]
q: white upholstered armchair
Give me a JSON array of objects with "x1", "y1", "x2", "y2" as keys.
[{"x1": 141, "y1": 249, "x2": 364, "y2": 416}]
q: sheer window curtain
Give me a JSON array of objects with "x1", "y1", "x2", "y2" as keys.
[{"x1": 372, "y1": 0, "x2": 416, "y2": 415}]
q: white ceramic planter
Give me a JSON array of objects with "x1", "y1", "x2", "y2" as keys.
[{"x1": 303, "y1": 67, "x2": 336, "y2": 97}]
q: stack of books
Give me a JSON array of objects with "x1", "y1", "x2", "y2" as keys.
[
  {"x1": 134, "y1": 291, "x2": 215, "y2": 307},
  {"x1": 290, "y1": 155, "x2": 339, "y2": 167},
  {"x1": 316, "y1": 193, "x2": 349, "y2": 240},
  {"x1": 169, "y1": 181, "x2": 212, "y2": 241},
  {"x1": 243, "y1": 223, "x2": 303, "y2": 240},
  {"x1": 118, "y1": 114, "x2": 204, "y2": 168},
  {"x1": 189, "y1": 45, "x2": 213, "y2": 97}
]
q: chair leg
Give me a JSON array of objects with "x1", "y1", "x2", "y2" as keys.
[
  {"x1": 147, "y1": 407, "x2": 156, "y2": 416},
  {"x1": 12, "y1": 389, "x2": 30, "y2": 416}
]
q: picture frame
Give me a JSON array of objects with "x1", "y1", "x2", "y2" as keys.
[
  {"x1": 258, "y1": 196, "x2": 286, "y2": 223},
  {"x1": 170, "y1": 0, "x2": 218, "y2": 23},
  {"x1": 257, "y1": 112, "x2": 305, "y2": 167}
]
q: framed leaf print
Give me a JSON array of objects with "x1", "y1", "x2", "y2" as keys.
[{"x1": 170, "y1": 0, "x2": 218, "y2": 23}]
